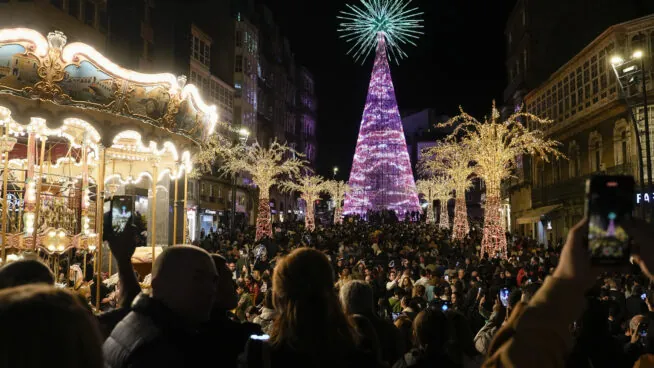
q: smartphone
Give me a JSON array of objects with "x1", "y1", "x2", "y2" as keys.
[
  {"x1": 250, "y1": 334, "x2": 270, "y2": 341},
  {"x1": 642, "y1": 293, "x2": 647, "y2": 301},
  {"x1": 639, "y1": 322, "x2": 649, "y2": 337},
  {"x1": 444, "y1": 275, "x2": 449, "y2": 282},
  {"x1": 441, "y1": 301, "x2": 450, "y2": 311},
  {"x1": 499, "y1": 287, "x2": 510, "y2": 307},
  {"x1": 391, "y1": 312, "x2": 400, "y2": 321},
  {"x1": 103, "y1": 196, "x2": 133, "y2": 241},
  {"x1": 586, "y1": 176, "x2": 635, "y2": 265}
]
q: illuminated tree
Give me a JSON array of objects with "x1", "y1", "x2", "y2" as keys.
[
  {"x1": 325, "y1": 180, "x2": 350, "y2": 224},
  {"x1": 280, "y1": 175, "x2": 329, "y2": 232},
  {"x1": 442, "y1": 102, "x2": 563, "y2": 257},
  {"x1": 415, "y1": 177, "x2": 452, "y2": 226},
  {"x1": 339, "y1": 0, "x2": 423, "y2": 217},
  {"x1": 215, "y1": 141, "x2": 306, "y2": 240},
  {"x1": 421, "y1": 141, "x2": 475, "y2": 240}
]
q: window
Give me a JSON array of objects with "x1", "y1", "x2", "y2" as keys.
[
  {"x1": 69, "y1": 0, "x2": 80, "y2": 18},
  {"x1": 236, "y1": 31, "x2": 242, "y2": 47},
  {"x1": 98, "y1": 7, "x2": 108, "y2": 33},
  {"x1": 235, "y1": 56, "x2": 243, "y2": 73},
  {"x1": 523, "y1": 49, "x2": 528, "y2": 71},
  {"x1": 622, "y1": 132, "x2": 628, "y2": 163},
  {"x1": 589, "y1": 132, "x2": 602, "y2": 172},
  {"x1": 84, "y1": 0, "x2": 95, "y2": 26},
  {"x1": 191, "y1": 35, "x2": 210, "y2": 66},
  {"x1": 614, "y1": 119, "x2": 630, "y2": 165},
  {"x1": 569, "y1": 141, "x2": 580, "y2": 177},
  {"x1": 146, "y1": 41, "x2": 154, "y2": 61}
]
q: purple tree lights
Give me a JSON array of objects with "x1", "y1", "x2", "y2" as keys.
[{"x1": 343, "y1": 35, "x2": 420, "y2": 217}]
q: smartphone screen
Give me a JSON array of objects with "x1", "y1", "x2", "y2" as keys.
[
  {"x1": 642, "y1": 293, "x2": 647, "y2": 301},
  {"x1": 111, "y1": 196, "x2": 132, "y2": 234},
  {"x1": 391, "y1": 312, "x2": 400, "y2": 321},
  {"x1": 499, "y1": 287, "x2": 510, "y2": 307},
  {"x1": 586, "y1": 176, "x2": 634, "y2": 265}
]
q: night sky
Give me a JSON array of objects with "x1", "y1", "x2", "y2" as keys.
[{"x1": 263, "y1": 0, "x2": 517, "y2": 177}]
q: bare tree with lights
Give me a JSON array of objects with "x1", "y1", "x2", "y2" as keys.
[
  {"x1": 415, "y1": 177, "x2": 452, "y2": 226},
  {"x1": 280, "y1": 175, "x2": 329, "y2": 232},
  {"x1": 325, "y1": 180, "x2": 350, "y2": 225},
  {"x1": 421, "y1": 141, "x2": 475, "y2": 240},
  {"x1": 441, "y1": 102, "x2": 563, "y2": 257},
  {"x1": 215, "y1": 140, "x2": 306, "y2": 240}
]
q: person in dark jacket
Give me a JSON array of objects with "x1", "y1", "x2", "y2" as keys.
[
  {"x1": 340, "y1": 279, "x2": 405, "y2": 366},
  {"x1": 103, "y1": 245, "x2": 217, "y2": 368},
  {"x1": 196, "y1": 254, "x2": 262, "y2": 368}
]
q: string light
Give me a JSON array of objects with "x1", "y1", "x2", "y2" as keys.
[
  {"x1": 415, "y1": 177, "x2": 452, "y2": 226},
  {"x1": 280, "y1": 175, "x2": 329, "y2": 232},
  {"x1": 440, "y1": 102, "x2": 564, "y2": 257},
  {"x1": 325, "y1": 180, "x2": 350, "y2": 225},
  {"x1": 338, "y1": 0, "x2": 424, "y2": 64},
  {"x1": 343, "y1": 35, "x2": 420, "y2": 217},
  {"x1": 208, "y1": 140, "x2": 306, "y2": 241},
  {"x1": 420, "y1": 141, "x2": 475, "y2": 240}
]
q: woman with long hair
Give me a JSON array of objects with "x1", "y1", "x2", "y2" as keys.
[{"x1": 239, "y1": 248, "x2": 379, "y2": 367}]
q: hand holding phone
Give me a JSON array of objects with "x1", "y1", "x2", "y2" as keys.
[
  {"x1": 499, "y1": 287, "x2": 510, "y2": 307},
  {"x1": 586, "y1": 176, "x2": 634, "y2": 266}
]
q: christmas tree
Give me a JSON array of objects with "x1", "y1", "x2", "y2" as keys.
[{"x1": 343, "y1": 34, "x2": 420, "y2": 216}]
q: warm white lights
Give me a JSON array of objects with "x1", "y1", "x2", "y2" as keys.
[
  {"x1": 633, "y1": 50, "x2": 643, "y2": 59},
  {"x1": 611, "y1": 55, "x2": 624, "y2": 65}
]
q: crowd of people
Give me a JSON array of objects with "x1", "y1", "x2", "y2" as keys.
[{"x1": 1, "y1": 212, "x2": 654, "y2": 368}]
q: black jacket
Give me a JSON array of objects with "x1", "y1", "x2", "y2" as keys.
[
  {"x1": 103, "y1": 294, "x2": 203, "y2": 368},
  {"x1": 196, "y1": 310, "x2": 263, "y2": 368}
]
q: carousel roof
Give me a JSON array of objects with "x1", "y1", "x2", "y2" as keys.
[{"x1": 0, "y1": 28, "x2": 218, "y2": 146}]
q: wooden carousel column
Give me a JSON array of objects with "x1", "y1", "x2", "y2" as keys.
[
  {"x1": 183, "y1": 166, "x2": 189, "y2": 244},
  {"x1": 172, "y1": 164, "x2": 179, "y2": 245},
  {"x1": 151, "y1": 162, "x2": 158, "y2": 267},
  {"x1": 94, "y1": 146, "x2": 106, "y2": 311},
  {"x1": 31, "y1": 136, "x2": 47, "y2": 249}
]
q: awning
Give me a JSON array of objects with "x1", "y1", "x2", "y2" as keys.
[{"x1": 516, "y1": 204, "x2": 562, "y2": 224}]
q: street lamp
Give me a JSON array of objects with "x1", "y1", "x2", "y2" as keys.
[
  {"x1": 611, "y1": 48, "x2": 653, "y2": 220},
  {"x1": 231, "y1": 127, "x2": 250, "y2": 237},
  {"x1": 333, "y1": 166, "x2": 339, "y2": 179}
]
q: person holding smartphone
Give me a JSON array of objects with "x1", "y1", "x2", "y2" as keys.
[{"x1": 483, "y1": 217, "x2": 654, "y2": 368}]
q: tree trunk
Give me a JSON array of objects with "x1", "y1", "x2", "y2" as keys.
[
  {"x1": 425, "y1": 202, "x2": 435, "y2": 224},
  {"x1": 481, "y1": 191, "x2": 507, "y2": 258},
  {"x1": 452, "y1": 196, "x2": 469, "y2": 240},
  {"x1": 255, "y1": 195, "x2": 272, "y2": 241},
  {"x1": 305, "y1": 200, "x2": 315, "y2": 231},
  {"x1": 439, "y1": 199, "x2": 449, "y2": 229},
  {"x1": 334, "y1": 204, "x2": 343, "y2": 225}
]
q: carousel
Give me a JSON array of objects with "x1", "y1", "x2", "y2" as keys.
[{"x1": 0, "y1": 28, "x2": 218, "y2": 305}]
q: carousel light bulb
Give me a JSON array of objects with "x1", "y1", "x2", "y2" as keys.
[
  {"x1": 56, "y1": 244, "x2": 64, "y2": 252},
  {"x1": 48, "y1": 245, "x2": 55, "y2": 251}
]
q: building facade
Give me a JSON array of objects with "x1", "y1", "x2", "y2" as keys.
[
  {"x1": 514, "y1": 15, "x2": 654, "y2": 245},
  {"x1": 504, "y1": 0, "x2": 654, "y2": 244},
  {"x1": 0, "y1": 0, "x2": 108, "y2": 49}
]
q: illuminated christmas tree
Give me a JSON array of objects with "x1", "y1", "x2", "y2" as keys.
[{"x1": 338, "y1": 0, "x2": 423, "y2": 216}]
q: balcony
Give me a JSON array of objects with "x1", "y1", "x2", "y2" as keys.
[{"x1": 531, "y1": 163, "x2": 635, "y2": 207}]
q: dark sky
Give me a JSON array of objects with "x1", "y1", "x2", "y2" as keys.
[{"x1": 263, "y1": 0, "x2": 517, "y2": 177}]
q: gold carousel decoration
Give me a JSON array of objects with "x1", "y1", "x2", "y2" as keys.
[{"x1": 0, "y1": 27, "x2": 219, "y2": 305}]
